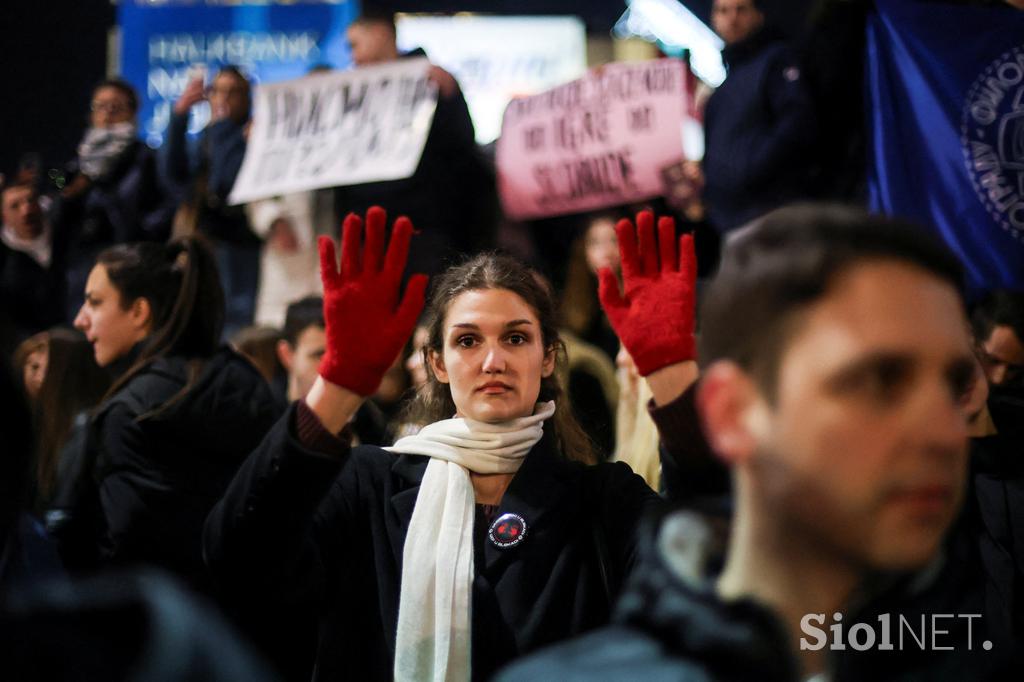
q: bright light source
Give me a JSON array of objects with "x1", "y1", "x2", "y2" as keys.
[{"x1": 614, "y1": 0, "x2": 726, "y2": 87}]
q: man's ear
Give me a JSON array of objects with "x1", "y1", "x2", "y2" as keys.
[
  {"x1": 696, "y1": 361, "x2": 767, "y2": 467},
  {"x1": 129, "y1": 297, "x2": 152, "y2": 332},
  {"x1": 428, "y1": 349, "x2": 449, "y2": 384},
  {"x1": 541, "y1": 346, "x2": 556, "y2": 378},
  {"x1": 277, "y1": 340, "x2": 294, "y2": 373}
]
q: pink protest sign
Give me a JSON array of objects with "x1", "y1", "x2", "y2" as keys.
[{"x1": 496, "y1": 59, "x2": 688, "y2": 221}]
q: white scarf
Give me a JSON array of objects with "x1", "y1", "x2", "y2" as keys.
[
  {"x1": 77, "y1": 122, "x2": 137, "y2": 181},
  {"x1": 1, "y1": 222, "x2": 52, "y2": 268},
  {"x1": 386, "y1": 401, "x2": 556, "y2": 682}
]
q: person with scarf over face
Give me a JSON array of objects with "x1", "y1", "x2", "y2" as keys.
[
  {"x1": 204, "y1": 207, "x2": 707, "y2": 681},
  {"x1": 57, "y1": 79, "x2": 175, "y2": 321}
]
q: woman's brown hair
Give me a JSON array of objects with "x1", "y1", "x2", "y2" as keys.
[
  {"x1": 33, "y1": 328, "x2": 110, "y2": 504},
  {"x1": 404, "y1": 253, "x2": 596, "y2": 465}
]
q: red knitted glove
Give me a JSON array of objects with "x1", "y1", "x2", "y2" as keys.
[
  {"x1": 597, "y1": 211, "x2": 697, "y2": 376},
  {"x1": 318, "y1": 207, "x2": 428, "y2": 396}
]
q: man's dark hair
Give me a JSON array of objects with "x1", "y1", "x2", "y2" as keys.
[
  {"x1": 699, "y1": 204, "x2": 965, "y2": 397},
  {"x1": 353, "y1": 4, "x2": 396, "y2": 33},
  {"x1": 94, "y1": 78, "x2": 140, "y2": 115},
  {"x1": 282, "y1": 297, "x2": 324, "y2": 346},
  {"x1": 970, "y1": 289, "x2": 1024, "y2": 345}
]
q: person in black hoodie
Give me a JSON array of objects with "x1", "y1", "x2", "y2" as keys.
[
  {"x1": 48, "y1": 236, "x2": 278, "y2": 595},
  {"x1": 702, "y1": 0, "x2": 817, "y2": 233}
]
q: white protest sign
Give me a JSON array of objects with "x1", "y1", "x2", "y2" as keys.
[
  {"x1": 229, "y1": 57, "x2": 437, "y2": 205},
  {"x1": 496, "y1": 59, "x2": 688, "y2": 220}
]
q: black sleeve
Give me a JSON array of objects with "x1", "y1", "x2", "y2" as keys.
[
  {"x1": 203, "y1": 402, "x2": 354, "y2": 607},
  {"x1": 649, "y1": 384, "x2": 732, "y2": 505}
]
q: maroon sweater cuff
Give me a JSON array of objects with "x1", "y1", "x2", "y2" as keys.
[
  {"x1": 295, "y1": 400, "x2": 352, "y2": 458},
  {"x1": 647, "y1": 382, "x2": 706, "y2": 456}
]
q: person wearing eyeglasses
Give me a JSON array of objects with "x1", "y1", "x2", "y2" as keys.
[{"x1": 58, "y1": 78, "x2": 176, "y2": 323}]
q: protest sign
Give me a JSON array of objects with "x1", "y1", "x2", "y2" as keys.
[
  {"x1": 496, "y1": 59, "x2": 688, "y2": 220},
  {"x1": 229, "y1": 57, "x2": 437, "y2": 205}
]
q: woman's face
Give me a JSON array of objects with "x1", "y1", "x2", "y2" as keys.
[
  {"x1": 584, "y1": 217, "x2": 620, "y2": 274},
  {"x1": 23, "y1": 347, "x2": 47, "y2": 401},
  {"x1": 74, "y1": 264, "x2": 150, "y2": 367},
  {"x1": 429, "y1": 288, "x2": 555, "y2": 424},
  {"x1": 405, "y1": 326, "x2": 430, "y2": 389},
  {"x1": 90, "y1": 86, "x2": 134, "y2": 129}
]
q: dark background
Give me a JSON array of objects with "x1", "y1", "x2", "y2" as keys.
[{"x1": 0, "y1": 0, "x2": 814, "y2": 178}]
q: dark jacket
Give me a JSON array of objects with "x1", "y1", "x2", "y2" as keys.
[
  {"x1": 59, "y1": 140, "x2": 175, "y2": 250},
  {"x1": 161, "y1": 113, "x2": 256, "y2": 245},
  {"x1": 703, "y1": 27, "x2": 818, "y2": 233},
  {"x1": 49, "y1": 347, "x2": 278, "y2": 593},
  {"x1": 497, "y1": 508, "x2": 1012, "y2": 682},
  {"x1": 0, "y1": 240, "x2": 65, "y2": 341},
  {"x1": 204, "y1": 403, "x2": 664, "y2": 681}
]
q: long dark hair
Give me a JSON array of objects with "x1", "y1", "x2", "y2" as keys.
[
  {"x1": 97, "y1": 236, "x2": 224, "y2": 417},
  {"x1": 405, "y1": 253, "x2": 596, "y2": 465},
  {"x1": 33, "y1": 328, "x2": 109, "y2": 503}
]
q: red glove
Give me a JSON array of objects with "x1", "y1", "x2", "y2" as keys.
[
  {"x1": 597, "y1": 211, "x2": 697, "y2": 376},
  {"x1": 318, "y1": 207, "x2": 428, "y2": 396}
]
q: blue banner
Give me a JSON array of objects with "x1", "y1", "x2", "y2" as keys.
[
  {"x1": 866, "y1": 0, "x2": 1024, "y2": 294},
  {"x1": 118, "y1": 0, "x2": 359, "y2": 148}
]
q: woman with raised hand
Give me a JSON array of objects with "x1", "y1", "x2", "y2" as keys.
[
  {"x1": 49, "y1": 236, "x2": 278, "y2": 591},
  {"x1": 205, "y1": 207, "x2": 704, "y2": 681}
]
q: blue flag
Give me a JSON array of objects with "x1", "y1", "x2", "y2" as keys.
[{"x1": 867, "y1": 0, "x2": 1024, "y2": 294}]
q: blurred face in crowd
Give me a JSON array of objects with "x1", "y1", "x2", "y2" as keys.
[
  {"x1": 23, "y1": 347, "x2": 47, "y2": 402},
  {"x1": 208, "y1": 71, "x2": 250, "y2": 124},
  {"x1": 430, "y1": 288, "x2": 555, "y2": 423},
  {"x1": 978, "y1": 324, "x2": 1024, "y2": 386},
  {"x1": 405, "y1": 326, "x2": 430, "y2": 389},
  {"x1": 584, "y1": 217, "x2": 620, "y2": 275},
  {"x1": 1, "y1": 185, "x2": 44, "y2": 240},
  {"x1": 74, "y1": 264, "x2": 152, "y2": 367},
  {"x1": 712, "y1": 0, "x2": 764, "y2": 46},
  {"x1": 346, "y1": 21, "x2": 398, "y2": 67},
  {"x1": 278, "y1": 324, "x2": 326, "y2": 402},
  {"x1": 701, "y1": 260, "x2": 974, "y2": 571},
  {"x1": 90, "y1": 85, "x2": 135, "y2": 129}
]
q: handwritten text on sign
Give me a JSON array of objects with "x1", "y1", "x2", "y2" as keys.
[
  {"x1": 496, "y1": 59, "x2": 687, "y2": 220},
  {"x1": 229, "y1": 57, "x2": 437, "y2": 205}
]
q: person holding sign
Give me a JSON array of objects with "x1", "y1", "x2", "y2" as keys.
[
  {"x1": 334, "y1": 7, "x2": 494, "y2": 275},
  {"x1": 205, "y1": 206, "x2": 711, "y2": 681}
]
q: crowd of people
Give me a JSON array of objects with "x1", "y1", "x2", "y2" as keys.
[{"x1": 2, "y1": 2, "x2": 1024, "y2": 681}]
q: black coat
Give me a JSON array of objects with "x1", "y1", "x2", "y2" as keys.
[
  {"x1": 497, "y1": 508, "x2": 1014, "y2": 682},
  {"x1": 0, "y1": 241, "x2": 65, "y2": 341},
  {"x1": 703, "y1": 27, "x2": 818, "y2": 233},
  {"x1": 204, "y1": 405, "x2": 664, "y2": 681},
  {"x1": 49, "y1": 347, "x2": 278, "y2": 594}
]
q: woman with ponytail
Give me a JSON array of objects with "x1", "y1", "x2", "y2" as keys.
[
  {"x1": 206, "y1": 207, "x2": 703, "y2": 681},
  {"x1": 50, "y1": 236, "x2": 278, "y2": 591}
]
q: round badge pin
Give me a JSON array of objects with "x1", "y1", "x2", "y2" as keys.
[{"x1": 488, "y1": 512, "x2": 527, "y2": 548}]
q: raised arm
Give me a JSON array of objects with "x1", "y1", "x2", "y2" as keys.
[
  {"x1": 204, "y1": 206, "x2": 426, "y2": 602},
  {"x1": 598, "y1": 212, "x2": 724, "y2": 501},
  {"x1": 597, "y1": 211, "x2": 699, "y2": 406}
]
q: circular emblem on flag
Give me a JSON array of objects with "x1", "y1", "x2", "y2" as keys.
[
  {"x1": 488, "y1": 513, "x2": 527, "y2": 549},
  {"x1": 960, "y1": 45, "x2": 1024, "y2": 243}
]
